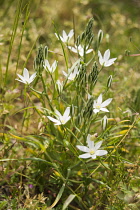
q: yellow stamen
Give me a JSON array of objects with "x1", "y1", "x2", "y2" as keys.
[
  {"x1": 90, "y1": 150, "x2": 95, "y2": 155},
  {"x1": 61, "y1": 119, "x2": 65, "y2": 124},
  {"x1": 96, "y1": 105, "x2": 101, "y2": 109}
]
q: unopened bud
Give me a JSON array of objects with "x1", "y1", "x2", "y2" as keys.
[
  {"x1": 105, "y1": 34, "x2": 110, "y2": 43},
  {"x1": 107, "y1": 75, "x2": 113, "y2": 88},
  {"x1": 102, "y1": 115, "x2": 108, "y2": 130},
  {"x1": 97, "y1": 29, "x2": 103, "y2": 45},
  {"x1": 44, "y1": 46, "x2": 48, "y2": 60},
  {"x1": 56, "y1": 80, "x2": 63, "y2": 93}
]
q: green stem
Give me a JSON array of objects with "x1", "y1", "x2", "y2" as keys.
[
  {"x1": 14, "y1": 2, "x2": 30, "y2": 86},
  {"x1": 40, "y1": 75, "x2": 54, "y2": 111},
  {"x1": 4, "y1": 0, "x2": 23, "y2": 86}
]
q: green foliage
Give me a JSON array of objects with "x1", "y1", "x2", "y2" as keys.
[{"x1": 0, "y1": 0, "x2": 140, "y2": 209}]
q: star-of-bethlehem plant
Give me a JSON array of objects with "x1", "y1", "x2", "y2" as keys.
[{"x1": 16, "y1": 18, "x2": 117, "y2": 163}]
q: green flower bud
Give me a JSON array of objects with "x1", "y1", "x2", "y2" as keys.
[{"x1": 107, "y1": 75, "x2": 113, "y2": 88}]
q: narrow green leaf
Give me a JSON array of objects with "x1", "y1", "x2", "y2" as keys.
[
  {"x1": 62, "y1": 194, "x2": 76, "y2": 210},
  {"x1": 48, "y1": 183, "x2": 66, "y2": 209}
]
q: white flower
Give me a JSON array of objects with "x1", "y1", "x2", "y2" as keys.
[
  {"x1": 16, "y1": 68, "x2": 36, "y2": 85},
  {"x1": 43, "y1": 60, "x2": 57, "y2": 73},
  {"x1": 55, "y1": 29, "x2": 74, "y2": 43},
  {"x1": 68, "y1": 44, "x2": 93, "y2": 57},
  {"x1": 47, "y1": 107, "x2": 71, "y2": 125},
  {"x1": 56, "y1": 80, "x2": 63, "y2": 93},
  {"x1": 98, "y1": 49, "x2": 117, "y2": 67},
  {"x1": 76, "y1": 134, "x2": 108, "y2": 159},
  {"x1": 63, "y1": 66, "x2": 79, "y2": 81},
  {"x1": 93, "y1": 94, "x2": 112, "y2": 113}
]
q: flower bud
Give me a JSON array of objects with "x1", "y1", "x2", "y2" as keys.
[
  {"x1": 97, "y1": 29, "x2": 103, "y2": 45},
  {"x1": 56, "y1": 80, "x2": 63, "y2": 93},
  {"x1": 102, "y1": 115, "x2": 108, "y2": 130},
  {"x1": 107, "y1": 75, "x2": 113, "y2": 88}
]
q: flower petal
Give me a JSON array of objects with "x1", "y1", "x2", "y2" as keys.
[
  {"x1": 98, "y1": 51, "x2": 102, "y2": 59},
  {"x1": 63, "y1": 71, "x2": 68, "y2": 77},
  {"x1": 76, "y1": 145, "x2": 90, "y2": 153},
  {"x1": 108, "y1": 58, "x2": 117, "y2": 63},
  {"x1": 96, "y1": 150, "x2": 108, "y2": 156},
  {"x1": 17, "y1": 74, "x2": 26, "y2": 82},
  {"x1": 29, "y1": 72, "x2": 36, "y2": 83},
  {"x1": 15, "y1": 79, "x2": 26, "y2": 84},
  {"x1": 104, "y1": 49, "x2": 110, "y2": 61},
  {"x1": 55, "y1": 33, "x2": 59, "y2": 39},
  {"x1": 87, "y1": 134, "x2": 91, "y2": 143},
  {"x1": 79, "y1": 153, "x2": 91, "y2": 159},
  {"x1": 52, "y1": 61, "x2": 57, "y2": 72},
  {"x1": 63, "y1": 107, "x2": 70, "y2": 119},
  {"x1": 47, "y1": 116, "x2": 60, "y2": 124},
  {"x1": 100, "y1": 108, "x2": 109, "y2": 112},
  {"x1": 86, "y1": 49, "x2": 93, "y2": 54},
  {"x1": 44, "y1": 60, "x2": 50, "y2": 69},
  {"x1": 87, "y1": 136, "x2": 95, "y2": 149},
  {"x1": 68, "y1": 46, "x2": 77, "y2": 53},
  {"x1": 101, "y1": 98, "x2": 112, "y2": 107},
  {"x1": 91, "y1": 154, "x2": 97, "y2": 159},
  {"x1": 94, "y1": 141, "x2": 102, "y2": 151},
  {"x1": 23, "y1": 68, "x2": 29, "y2": 80},
  {"x1": 97, "y1": 94, "x2": 102, "y2": 104},
  {"x1": 63, "y1": 116, "x2": 71, "y2": 124},
  {"x1": 68, "y1": 29, "x2": 74, "y2": 39},
  {"x1": 104, "y1": 59, "x2": 116, "y2": 67},
  {"x1": 93, "y1": 108, "x2": 100, "y2": 114},
  {"x1": 55, "y1": 110, "x2": 62, "y2": 119}
]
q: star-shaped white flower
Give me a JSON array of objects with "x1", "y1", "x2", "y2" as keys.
[
  {"x1": 55, "y1": 29, "x2": 74, "y2": 43},
  {"x1": 68, "y1": 44, "x2": 93, "y2": 57},
  {"x1": 93, "y1": 94, "x2": 112, "y2": 113},
  {"x1": 16, "y1": 68, "x2": 36, "y2": 85},
  {"x1": 76, "y1": 134, "x2": 108, "y2": 159},
  {"x1": 98, "y1": 49, "x2": 117, "y2": 67},
  {"x1": 47, "y1": 107, "x2": 71, "y2": 125},
  {"x1": 63, "y1": 66, "x2": 79, "y2": 81},
  {"x1": 43, "y1": 60, "x2": 57, "y2": 73}
]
